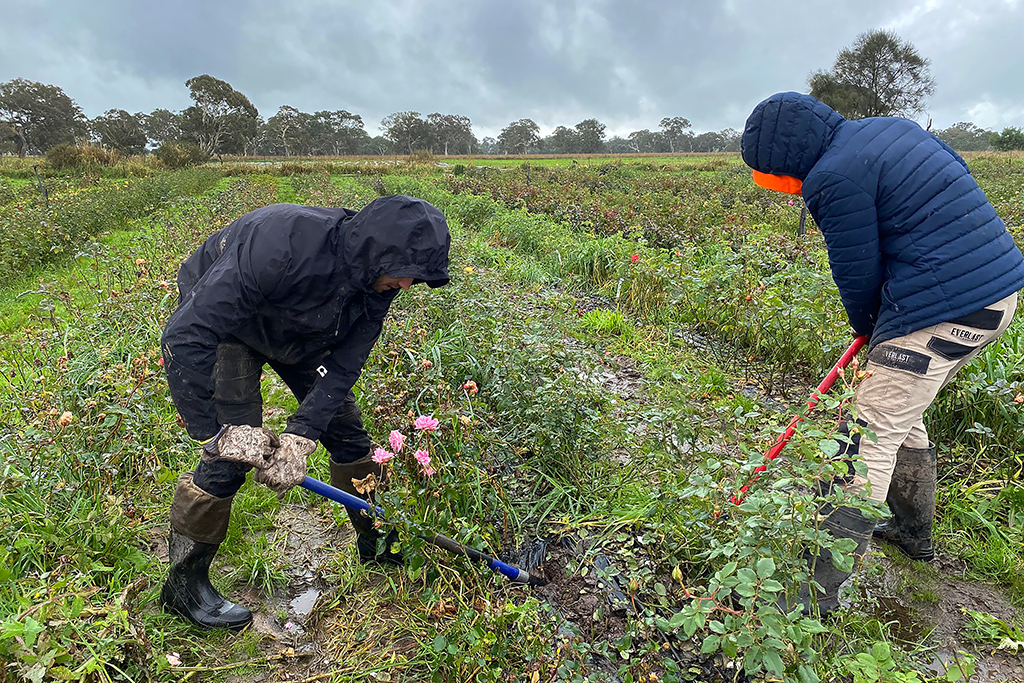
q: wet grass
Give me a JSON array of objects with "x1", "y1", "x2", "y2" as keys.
[{"x1": 2, "y1": 161, "x2": 1023, "y2": 682}]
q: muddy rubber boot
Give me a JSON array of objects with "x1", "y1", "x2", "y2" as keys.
[
  {"x1": 784, "y1": 506, "x2": 873, "y2": 616},
  {"x1": 161, "y1": 472, "x2": 252, "y2": 630},
  {"x1": 330, "y1": 455, "x2": 404, "y2": 565},
  {"x1": 873, "y1": 443, "x2": 937, "y2": 562}
]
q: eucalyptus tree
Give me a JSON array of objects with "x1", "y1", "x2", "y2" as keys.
[
  {"x1": 0, "y1": 78, "x2": 87, "y2": 156},
  {"x1": 809, "y1": 29, "x2": 935, "y2": 119},
  {"x1": 180, "y1": 74, "x2": 259, "y2": 155},
  {"x1": 497, "y1": 118, "x2": 540, "y2": 154},
  {"x1": 91, "y1": 109, "x2": 148, "y2": 155}
]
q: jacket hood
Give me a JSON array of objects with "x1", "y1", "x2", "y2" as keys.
[
  {"x1": 340, "y1": 195, "x2": 451, "y2": 292},
  {"x1": 741, "y1": 92, "x2": 845, "y2": 180}
]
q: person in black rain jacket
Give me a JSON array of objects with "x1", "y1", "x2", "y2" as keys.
[{"x1": 159, "y1": 195, "x2": 450, "y2": 630}]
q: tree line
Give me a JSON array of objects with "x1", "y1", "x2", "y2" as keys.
[
  {"x1": 0, "y1": 74, "x2": 749, "y2": 159},
  {"x1": 2, "y1": 28, "x2": 1023, "y2": 160}
]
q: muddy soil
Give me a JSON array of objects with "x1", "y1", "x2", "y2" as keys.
[
  {"x1": 246, "y1": 503, "x2": 352, "y2": 642},
  {"x1": 860, "y1": 547, "x2": 1024, "y2": 682},
  {"x1": 520, "y1": 533, "x2": 751, "y2": 682}
]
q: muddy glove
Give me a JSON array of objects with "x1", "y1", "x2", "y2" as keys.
[
  {"x1": 254, "y1": 433, "x2": 317, "y2": 495},
  {"x1": 200, "y1": 425, "x2": 279, "y2": 469}
]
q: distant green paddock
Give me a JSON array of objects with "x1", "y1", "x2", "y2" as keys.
[{"x1": 446, "y1": 153, "x2": 742, "y2": 169}]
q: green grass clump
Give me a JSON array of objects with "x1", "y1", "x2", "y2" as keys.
[{"x1": 579, "y1": 309, "x2": 636, "y2": 340}]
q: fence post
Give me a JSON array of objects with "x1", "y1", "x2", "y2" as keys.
[{"x1": 32, "y1": 165, "x2": 49, "y2": 209}]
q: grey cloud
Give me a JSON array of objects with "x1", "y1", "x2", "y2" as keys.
[{"x1": 1, "y1": 0, "x2": 1022, "y2": 138}]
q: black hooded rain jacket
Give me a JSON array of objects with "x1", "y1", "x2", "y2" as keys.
[{"x1": 161, "y1": 195, "x2": 450, "y2": 442}]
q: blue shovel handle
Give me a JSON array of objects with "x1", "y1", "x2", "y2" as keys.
[{"x1": 300, "y1": 476, "x2": 546, "y2": 586}]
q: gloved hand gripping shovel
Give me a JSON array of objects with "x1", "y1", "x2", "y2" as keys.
[
  {"x1": 731, "y1": 335, "x2": 868, "y2": 504},
  {"x1": 301, "y1": 476, "x2": 548, "y2": 586}
]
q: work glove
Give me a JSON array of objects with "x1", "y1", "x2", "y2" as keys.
[
  {"x1": 255, "y1": 433, "x2": 317, "y2": 495},
  {"x1": 200, "y1": 425, "x2": 279, "y2": 469}
]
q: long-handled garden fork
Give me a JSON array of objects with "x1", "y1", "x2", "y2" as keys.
[
  {"x1": 301, "y1": 476, "x2": 548, "y2": 586},
  {"x1": 730, "y1": 335, "x2": 869, "y2": 504}
]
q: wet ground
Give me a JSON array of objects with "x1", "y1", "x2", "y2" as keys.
[
  {"x1": 516, "y1": 290, "x2": 1024, "y2": 681},
  {"x1": 246, "y1": 504, "x2": 349, "y2": 646},
  {"x1": 857, "y1": 548, "x2": 1024, "y2": 682},
  {"x1": 155, "y1": 284, "x2": 1023, "y2": 682}
]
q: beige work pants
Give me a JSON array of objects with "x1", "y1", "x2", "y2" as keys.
[{"x1": 855, "y1": 292, "x2": 1018, "y2": 502}]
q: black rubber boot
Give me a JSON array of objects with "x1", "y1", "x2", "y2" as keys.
[
  {"x1": 873, "y1": 443, "x2": 937, "y2": 562},
  {"x1": 161, "y1": 529, "x2": 253, "y2": 630},
  {"x1": 331, "y1": 455, "x2": 404, "y2": 565},
  {"x1": 161, "y1": 472, "x2": 252, "y2": 630},
  {"x1": 784, "y1": 506, "x2": 874, "y2": 616}
]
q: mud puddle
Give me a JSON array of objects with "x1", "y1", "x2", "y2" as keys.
[
  {"x1": 856, "y1": 546, "x2": 1024, "y2": 682},
  {"x1": 246, "y1": 503, "x2": 353, "y2": 647}
]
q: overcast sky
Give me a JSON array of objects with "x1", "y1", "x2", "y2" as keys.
[{"x1": 2, "y1": 0, "x2": 1022, "y2": 139}]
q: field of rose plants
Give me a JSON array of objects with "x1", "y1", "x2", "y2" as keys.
[{"x1": 1, "y1": 154, "x2": 1024, "y2": 683}]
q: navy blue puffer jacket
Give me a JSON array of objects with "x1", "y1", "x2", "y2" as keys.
[{"x1": 742, "y1": 92, "x2": 1024, "y2": 345}]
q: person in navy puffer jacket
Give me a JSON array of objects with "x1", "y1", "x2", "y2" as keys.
[{"x1": 742, "y1": 91, "x2": 1024, "y2": 614}]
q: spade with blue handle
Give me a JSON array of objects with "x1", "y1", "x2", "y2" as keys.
[{"x1": 300, "y1": 476, "x2": 547, "y2": 586}]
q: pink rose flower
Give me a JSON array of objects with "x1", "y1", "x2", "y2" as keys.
[
  {"x1": 389, "y1": 430, "x2": 406, "y2": 453},
  {"x1": 630, "y1": 254, "x2": 640, "y2": 264},
  {"x1": 421, "y1": 465, "x2": 437, "y2": 477},
  {"x1": 372, "y1": 447, "x2": 395, "y2": 464},
  {"x1": 414, "y1": 449, "x2": 431, "y2": 466},
  {"x1": 414, "y1": 415, "x2": 440, "y2": 432}
]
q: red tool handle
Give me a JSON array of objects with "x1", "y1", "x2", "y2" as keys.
[{"x1": 730, "y1": 335, "x2": 868, "y2": 504}]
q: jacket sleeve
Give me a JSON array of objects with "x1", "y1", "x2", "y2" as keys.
[
  {"x1": 804, "y1": 171, "x2": 882, "y2": 337},
  {"x1": 161, "y1": 242, "x2": 270, "y2": 441},
  {"x1": 284, "y1": 304, "x2": 391, "y2": 441}
]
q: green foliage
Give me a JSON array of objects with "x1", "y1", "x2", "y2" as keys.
[
  {"x1": 0, "y1": 78, "x2": 88, "y2": 155},
  {"x1": 45, "y1": 143, "x2": 119, "y2": 170},
  {"x1": 808, "y1": 29, "x2": 935, "y2": 119},
  {"x1": 649, "y1": 382, "x2": 887, "y2": 681},
  {"x1": 0, "y1": 177, "x2": 278, "y2": 682},
  {"x1": 990, "y1": 127, "x2": 1024, "y2": 152},
  {"x1": 839, "y1": 641, "x2": 925, "y2": 682},
  {"x1": 152, "y1": 140, "x2": 209, "y2": 169},
  {"x1": 90, "y1": 109, "x2": 149, "y2": 156},
  {"x1": 962, "y1": 608, "x2": 1024, "y2": 653},
  {"x1": 579, "y1": 309, "x2": 636, "y2": 340},
  {"x1": 498, "y1": 118, "x2": 541, "y2": 154},
  {"x1": 180, "y1": 74, "x2": 259, "y2": 156},
  {"x1": 934, "y1": 122, "x2": 992, "y2": 152},
  {"x1": 0, "y1": 168, "x2": 220, "y2": 288},
  {"x1": 380, "y1": 111, "x2": 430, "y2": 154},
  {"x1": 928, "y1": 321, "x2": 1024, "y2": 459},
  {"x1": 4, "y1": 158, "x2": 1023, "y2": 681},
  {"x1": 400, "y1": 173, "x2": 850, "y2": 381}
]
